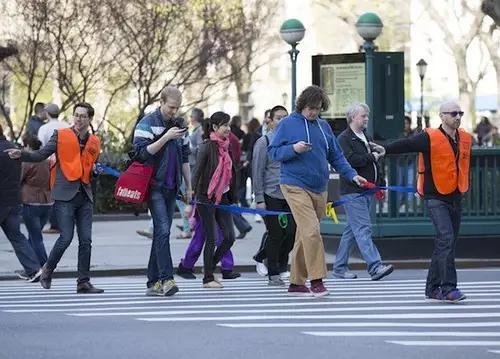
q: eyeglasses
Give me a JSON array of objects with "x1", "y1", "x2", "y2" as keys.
[
  {"x1": 73, "y1": 114, "x2": 89, "y2": 119},
  {"x1": 441, "y1": 111, "x2": 464, "y2": 118}
]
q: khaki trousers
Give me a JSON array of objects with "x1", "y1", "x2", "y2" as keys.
[{"x1": 281, "y1": 184, "x2": 328, "y2": 285}]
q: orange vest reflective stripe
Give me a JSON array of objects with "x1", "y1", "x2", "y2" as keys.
[
  {"x1": 417, "y1": 128, "x2": 471, "y2": 196},
  {"x1": 50, "y1": 128, "x2": 100, "y2": 188}
]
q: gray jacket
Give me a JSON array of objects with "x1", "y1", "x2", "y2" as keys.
[
  {"x1": 251, "y1": 131, "x2": 284, "y2": 203},
  {"x1": 20, "y1": 131, "x2": 95, "y2": 202},
  {"x1": 188, "y1": 125, "x2": 203, "y2": 174}
]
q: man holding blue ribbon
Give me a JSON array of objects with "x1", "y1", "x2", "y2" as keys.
[
  {"x1": 333, "y1": 102, "x2": 394, "y2": 281},
  {"x1": 269, "y1": 85, "x2": 366, "y2": 297},
  {"x1": 383, "y1": 101, "x2": 472, "y2": 303}
]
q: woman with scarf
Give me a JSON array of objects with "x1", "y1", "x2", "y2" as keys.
[{"x1": 192, "y1": 112, "x2": 238, "y2": 288}]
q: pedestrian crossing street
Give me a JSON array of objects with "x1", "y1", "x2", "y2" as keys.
[{"x1": 1, "y1": 276, "x2": 500, "y2": 355}]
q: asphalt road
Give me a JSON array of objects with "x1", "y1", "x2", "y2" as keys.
[{"x1": 1, "y1": 269, "x2": 500, "y2": 359}]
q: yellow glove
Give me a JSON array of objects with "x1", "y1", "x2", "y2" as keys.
[{"x1": 325, "y1": 202, "x2": 339, "y2": 224}]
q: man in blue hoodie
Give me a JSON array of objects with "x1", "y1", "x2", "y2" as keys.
[{"x1": 269, "y1": 85, "x2": 366, "y2": 297}]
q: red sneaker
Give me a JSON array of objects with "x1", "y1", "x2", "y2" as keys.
[
  {"x1": 287, "y1": 284, "x2": 313, "y2": 297},
  {"x1": 310, "y1": 281, "x2": 329, "y2": 297}
]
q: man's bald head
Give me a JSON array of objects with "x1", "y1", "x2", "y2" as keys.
[
  {"x1": 439, "y1": 100, "x2": 463, "y2": 131},
  {"x1": 439, "y1": 101, "x2": 460, "y2": 113}
]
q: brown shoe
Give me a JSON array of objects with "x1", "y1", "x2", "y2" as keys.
[
  {"x1": 77, "y1": 282, "x2": 104, "y2": 294},
  {"x1": 40, "y1": 265, "x2": 53, "y2": 289}
]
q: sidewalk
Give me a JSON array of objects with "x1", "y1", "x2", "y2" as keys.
[{"x1": 1, "y1": 214, "x2": 499, "y2": 281}]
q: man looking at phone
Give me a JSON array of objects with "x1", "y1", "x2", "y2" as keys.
[
  {"x1": 269, "y1": 85, "x2": 366, "y2": 297},
  {"x1": 133, "y1": 86, "x2": 192, "y2": 297}
]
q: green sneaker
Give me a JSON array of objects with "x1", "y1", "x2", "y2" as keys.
[
  {"x1": 145, "y1": 281, "x2": 164, "y2": 296},
  {"x1": 162, "y1": 279, "x2": 179, "y2": 297}
]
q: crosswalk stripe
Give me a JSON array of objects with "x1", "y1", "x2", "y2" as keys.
[
  {"x1": 1, "y1": 283, "x2": 500, "y2": 298},
  {"x1": 5, "y1": 298, "x2": 499, "y2": 313},
  {"x1": 3, "y1": 279, "x2": 500, "y2": 291},
  {"x1": 2, "y1": 291, "x2": 500, "y2": 308},
  {"x1": 137, "y1": 312, "x2": 500, "y2": 322},
  {"x1": 0, "y1": 295, "x2": 330, "y2": 308},
  {"x1": 219, "y1": 322, "x2": 500, "y2": 328},
  {"x1": 489, "y1": 350, "x2": 500, "y2": 354},
  {"x1": 303, "y1": 331, "x2": 500, "y2": 337},
  {"x1": 387, "y1": 340, "x2": 500, "y2": 346},
  {"x1": 67, "y1": 304, "x2": 500, "y2": 317},
  {"x1": 3, "y1": 289, "x2": 500, "y2": 306}
]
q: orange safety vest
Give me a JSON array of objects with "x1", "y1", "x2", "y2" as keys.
[
  {"x1": 417, "y1": 128, "x2": 472, "y2": 196},
  {"x1": 50, "y1": 128, "x2": 101, "y2": 188}
]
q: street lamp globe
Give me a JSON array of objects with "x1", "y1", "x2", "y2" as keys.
[
  {"x1": 416, "y1": 58, "x2": 428, "y2": 79},
  {"x1": 280, "y1": 19, "x2": 305, "y2": 46},
  {"x1": 355, "y1": 12, "x2": 383, "y2": 42}
]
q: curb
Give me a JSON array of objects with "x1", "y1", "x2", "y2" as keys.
[{"x1": 1, "y1": 260, "x2": 499, "y2": 281}]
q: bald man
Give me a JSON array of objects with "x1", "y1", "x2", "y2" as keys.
[{"x1": 379, "y1": 101, "x2": 472, "y2": 303}]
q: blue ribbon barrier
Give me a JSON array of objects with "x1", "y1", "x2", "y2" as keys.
[
  {"x1": 96, "y1": 162, "x2": 415, "y2": 225},
  {"x1": 331, "y1": 185, "x2": 416, "y2": 207}
]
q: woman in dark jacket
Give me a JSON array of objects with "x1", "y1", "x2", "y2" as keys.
[{"x1": 192, "y1": 112, "x2": 238, "y2": 288}]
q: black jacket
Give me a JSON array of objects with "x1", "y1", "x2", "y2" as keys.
[
  {"x1": 337, "y1": 127, "x2": 384, "y2": 195},
  {"x1": 192, "y1": 140, "x2": 239, "y2": 204},
  {"x1": 0, "y1": 137, "x2": 22, "y2": 207}
]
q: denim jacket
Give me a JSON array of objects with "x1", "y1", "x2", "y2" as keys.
[{"x1": 132, "y1": 108, "x2": 190, "y2": 192}]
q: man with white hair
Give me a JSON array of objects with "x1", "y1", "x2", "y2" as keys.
[
  {"x1": 383, "y1": 101, "x2": 472, "y2": 303},
  {"x1": 333, "y1": 102, "x2": 393, "y2": 281}
]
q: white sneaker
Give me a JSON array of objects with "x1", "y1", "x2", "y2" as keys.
[
  {"x1": 279, "y1": 271, "x2": 290, "y2": 279},
  {"x1": 254, "y1": 214, "x2": 263, "y2": 223},
  {"x1": 256, "y1": 261, "x2": 268, "y2": 277}
]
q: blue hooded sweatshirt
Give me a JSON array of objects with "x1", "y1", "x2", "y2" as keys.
[{"x1": 268, "y1": 111, "x2": 357, "y2": 194}]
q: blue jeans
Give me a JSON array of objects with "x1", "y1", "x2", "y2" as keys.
[
  {"x1": 147, "y1": 187, "x2": 176, "y2": 287},
  {"x1": 398, "y1": 162, "x2": 415, "y2": 204},
  {"x1": 46, "y1": 192, "x2": 93, "y2": 284},
  {"x1": 232, "y1": 213, "x2": 252, "y2": 234},
  {"x1": 176, "y1": 182, "x2": 190, "y2": 233},
  {"x1": 0, "y1": 205, "x2": 41, "y2": 276},
  {"x1": 22, "y1": 204, "x2": 50, "y2": 266},
  {"x1": 425, "y1": 198, "x2": 462, "y2": 296},
  {"x1": 333, "y1": 193, "x2": 382, "y2": 276}
]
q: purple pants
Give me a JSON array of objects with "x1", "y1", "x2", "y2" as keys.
[{"x1": 180, "y1": 217, "x2": 234, "y2": 271}]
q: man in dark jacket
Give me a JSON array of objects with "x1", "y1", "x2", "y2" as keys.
[
  {"x1": 133, "y1": 86, "x2": 192, "y2": 297},
  {"x1": 26, "y1": 102, "x2": 45, "y2": 137},
  {"x1": 0, "y1": 124, "x2": 42, "y2": 282},
  {"x1": 333, "y1": 102, "x2": 393, "y2": 281}
]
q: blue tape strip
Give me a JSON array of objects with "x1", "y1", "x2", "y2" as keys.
[
  {"x1": 331, "y1": 185, "x2": 415, "y2": 207},
  {"x1": 98, "y1": 162, "x2": 416, "y2": 213}
]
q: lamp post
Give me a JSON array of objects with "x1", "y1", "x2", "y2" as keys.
[
  {"x1": 416, "y1": 58, "x2": 427, "y2": 130},
  {"x1": 280, "y1": 19, "x2": 305, "y2": 111},
  {"x1": 355, "y1": 12, "x2": 383, "y2": 137}
]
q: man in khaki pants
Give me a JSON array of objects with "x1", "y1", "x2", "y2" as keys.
[{"x1": 269, "y1": 86, "x2": 366, "y2": 297}]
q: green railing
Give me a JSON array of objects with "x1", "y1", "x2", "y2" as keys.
[{"x1": 321, "y1": 147, "x2": 500, "y2": 237}]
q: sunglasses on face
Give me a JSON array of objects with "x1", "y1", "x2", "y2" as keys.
[{"x1": 442, "y1": 111, "x2": 464, "y2": 118}]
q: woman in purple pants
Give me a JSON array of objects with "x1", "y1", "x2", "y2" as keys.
[{"x1": 176, "y1": 208, "x2": 240, "y2": 280}]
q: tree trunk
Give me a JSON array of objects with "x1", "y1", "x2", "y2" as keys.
[
  {"x1": 494, "y1": 61, "x2": 500, "y2": 114},
  {"x1": 234, "y1": 64, "x2": 253, "y2": 123},
  {"x1": 455, "y1": 51, "x2": 477, "y2": 127}
]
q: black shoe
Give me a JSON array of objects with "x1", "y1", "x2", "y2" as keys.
[
  {"x1": 222, "y1": 270, "x2": 241, "y2": 280},
  {"x1": 77, "y1": 282, "x2": 104, "y2": 294},
  {"x1": 236, "y1": 227, "x2": 252, "y2": 239},
  {"x1": 39, "y1": 266, "x2": 53, "y2": 289},
  {"x1": 176, "y1": 263, "x2": 196, "y2": 280}
]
